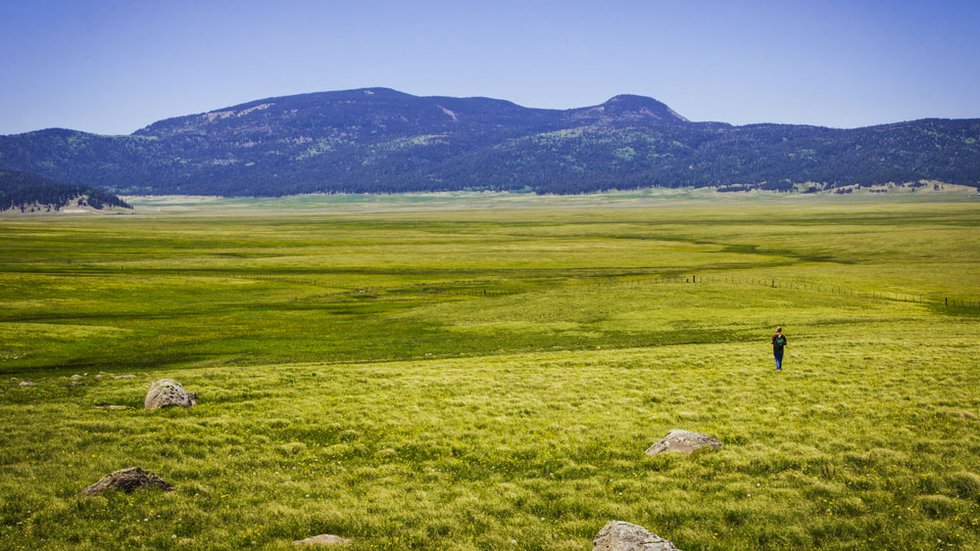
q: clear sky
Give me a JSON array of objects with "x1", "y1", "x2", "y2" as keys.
[{"x1": 1, "y1": 0, "x2": 978, "y2": 135}]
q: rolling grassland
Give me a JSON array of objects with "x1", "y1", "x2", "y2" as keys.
[{"x1": 1, "y1": 192, "x2": 978, "y2": 549}]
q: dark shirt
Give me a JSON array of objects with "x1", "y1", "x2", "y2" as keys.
[{"x1": 772, "y1": 333, "x2": 787, "y2": 352}]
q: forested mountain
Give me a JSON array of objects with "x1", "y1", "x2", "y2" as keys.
[
  {"x1": 0, "y1": 169, "x2": 131, "y2": 212},
  {"x1": 0, "y1": 87, "x2": 978, "y2": 195}
]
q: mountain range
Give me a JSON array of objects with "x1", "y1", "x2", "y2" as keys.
[{"x1": 1, "y1": 87, "x2": 978, "y2": 196}]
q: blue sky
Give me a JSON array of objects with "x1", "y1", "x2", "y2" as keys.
[{"x1": 1, "y1": 0, "x2": 978, "y2": 135}]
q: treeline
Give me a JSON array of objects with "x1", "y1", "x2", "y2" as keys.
[{"x1": 0, "y1": 170, "x2": 131, "y2": 211}]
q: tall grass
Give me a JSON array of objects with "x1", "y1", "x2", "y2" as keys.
[{"x1": 0, "y1": 193, "x2": 978, "y2": 549}]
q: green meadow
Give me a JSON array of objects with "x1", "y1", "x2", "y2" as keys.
[{"x1": 1, "y1": 190, "x2": 978, "y2": 550}]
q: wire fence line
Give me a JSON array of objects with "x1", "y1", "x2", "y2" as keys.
[
  {"x1": 120, "y1": 268, "x2": 978, "y2": 309},
  {"x1": 590, "y1": 273, "x2": 980, "y2": 310},
  {"x1": 351, "y1": 274, "x2": 978, "y2": 309}
]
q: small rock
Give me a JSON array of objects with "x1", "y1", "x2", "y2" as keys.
[
  {"x1": 645, "y1": 429, "x2": 722, "y2": 456},
  {"x1": 593, "y1": 521, "x2": 680, "y2": 551},
  {"x1": 113, "y1": 374, "x2": 137, "y2": 380},
  {"x1": 80, "y1": 467, "x2": 174, "y2": 496},
  {"x1": 144, "y1": 379, "x2": 198, "y2": 409},
  {"x1": 94, "y1": 404, "x2": 129, "y2": 410},
  {"x1": 18, "y1": 381, "x2": 36, "y2": 387},
  {"x1": 293, "y1": 534, "x2": 351, "y2": 546},
  {"x1": 69, "y1": 374, "x2": 85, "y2": 387}
]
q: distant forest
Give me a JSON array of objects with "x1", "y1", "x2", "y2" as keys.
[{"x1": 0, "y1": 170, "x2": 131, "y2": 212}]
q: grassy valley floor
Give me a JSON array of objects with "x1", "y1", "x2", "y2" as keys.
[{"x1": 0, "y1": 191, "x2": 978, "y2": 549}]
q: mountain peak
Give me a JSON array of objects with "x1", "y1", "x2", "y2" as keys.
[
  {"x1": 565, "y1": 94, "x2": 688, "y2": 126},
  {"x1": 599, "y1": 94, "x2": 689, "y2": 123},
  {"x1": 603, "y1": 93, "x2": 662, "y2": 105}
]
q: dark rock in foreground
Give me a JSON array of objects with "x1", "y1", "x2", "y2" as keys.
[
  {"x1": 593, "y1": 521, "x2": 680, "y2": 550},
  {"x1": 80, "y1": 467, "x2": 174, "y2": 496}
]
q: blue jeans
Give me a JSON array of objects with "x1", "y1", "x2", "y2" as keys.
[{"x1": 774, "y1": 350, "x2": 784, "y2": 370}]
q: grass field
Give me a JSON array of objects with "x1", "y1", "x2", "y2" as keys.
[{"x1": 1, "y1": 191, "x2": 978, "y2": 549}]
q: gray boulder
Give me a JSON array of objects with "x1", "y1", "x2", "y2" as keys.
[
  {"x1": 593, "y1": 521, "x2": 680, "y2": 551},
  {"x1": 80, "y1": 467, "x2": 174, "y2": 495},
  {"x1": 18, "y1": 381, "x2": 36, "y2": 387},
  {"x1": 645, "y1": 429, "x2": 722, "y2": 456},
  {"x1": 293, "y1": 534, "x2": 351, "y2": 546},
  {"x1": 144, "y1": 378, "x2": 198, "y2": 409}
]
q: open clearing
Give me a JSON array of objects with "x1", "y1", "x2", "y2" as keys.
[{"x1": 1, "y1": 191, "x2": 978, "y2": 549}]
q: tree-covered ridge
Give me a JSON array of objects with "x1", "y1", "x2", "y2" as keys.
[
  {"x1": 0, "y1": 169, "x2": 132, "y2": 212},
  {"x1": 0, "y1": 88, "x2": 978, "y2": 196}
]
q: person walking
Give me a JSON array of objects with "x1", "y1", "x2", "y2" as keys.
[{"x1": 771, "y1": 327, "x2": 787, "y2": 371}]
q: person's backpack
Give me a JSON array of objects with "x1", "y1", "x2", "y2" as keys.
[{"x1": 775, "y1": 335, "x2": 786, "y2": 347}]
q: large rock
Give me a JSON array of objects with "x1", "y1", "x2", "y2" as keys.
[
  {"x1": 144, "y1": 379, "x2": 198, "y2": 409},
  {"x1": 80, "y1": 467, "x2": 174, "y2": 495},
  {"x1": 593, "y1": 521, "x2": 680, "y2": 551},
  {"x1": 293, "y1": 534, "x2": 351, "y2": 546},
  {"x1": 645, "y1": 429, "x2": 722, "y2": 456}
]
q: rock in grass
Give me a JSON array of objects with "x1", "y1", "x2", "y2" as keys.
[
  {"x1": 80, "y1": 467, "x2": 174, "y2": 496},
  {"x1": 645, "y1": 429, "x2": 722, "y2": 456},
  {"x1": 69, "y1": 374, "x2": 85, "y2": 386},
  {"x1": 18, "y1": 381, "x2": 36, "y2": 387},
  {"x1": 144, "y1": 379, "x2": 198, "y2": 409},
  {"x1": 293, "y1": 534, "x2": 351, "y2": 546},
  {"x1": 113, "y1": 374, "x2": 137, "y2": 380},
  {"x1": 593, "y1": 521, "x2": 679, "y2": 551}
]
